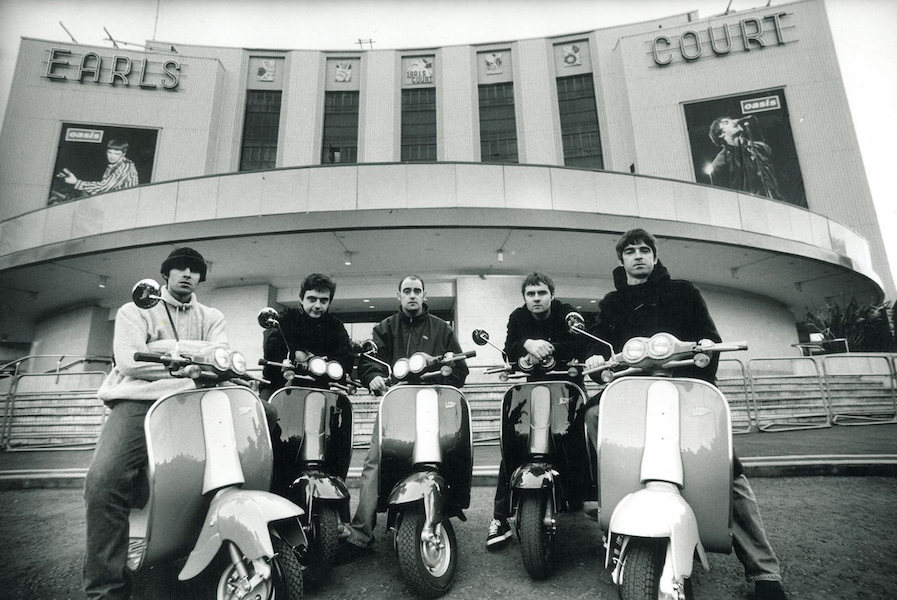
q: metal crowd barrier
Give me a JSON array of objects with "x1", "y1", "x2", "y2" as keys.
[
  {"x1": 2, "y1": 371, "x2": 109, "y2": 450},
  {"x1": 717, "y1": 358, "x2": 755, "y2": 434},
  {"x1": 746, "y1": 357, "x2": 831, "y2": 432},
  {"x1": 821, "y1": 353, "x2": 897, "y2": 426}
]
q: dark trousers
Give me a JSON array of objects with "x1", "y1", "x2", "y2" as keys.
[
  {"x1": 492, "y1": 460, "x2": 511, "y2": 521},
  {"x1": 83, "y1": 400, "x2": 150, "y2": 600}
]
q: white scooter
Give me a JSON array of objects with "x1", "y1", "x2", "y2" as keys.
[{"x1": 568, "y1": 314, "x2": 747, "y2": 600}]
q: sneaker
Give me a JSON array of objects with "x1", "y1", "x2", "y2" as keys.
[
  {"x1": 486, "y1": 518, "x2": 512, "y2": 551},
  {"x1": 754, "y1": 580, "x2": 787, "y2": 600}
]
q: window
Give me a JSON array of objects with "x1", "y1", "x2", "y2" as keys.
[
  {"x1": 321, "y1": 91, "x2": 359, "y2": 164},
  {"x1": 240, "y1": 90, "x2": 282, "y2": 171},
  {"x1": 556, "y1": 74, "x2": 603, "y2": 169},
  {"x1": 401, "y1": 88, "x2": 437, "y2": 162},
  {"x1": 478, "y1": 82, "x2": 518, "y2": 163}
]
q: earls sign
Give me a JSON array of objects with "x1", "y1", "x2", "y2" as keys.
[
  {"x1": 652, "y1": 12, "x2": 791, "y2": 66},
  {"x1": 44, "y1": 48, "x2": 181, "y2": 90}
]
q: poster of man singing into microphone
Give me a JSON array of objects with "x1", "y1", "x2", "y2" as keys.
[{"x1": 685, "y1": 88, "x2": 806, "y2": 208}]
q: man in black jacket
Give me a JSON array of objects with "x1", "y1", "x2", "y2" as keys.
[
  {"x1": 343, "y1": 274, "x2": 468, "y2": 554},
  {"x1": 584, "y1": 229, "x2": 787, "y2": 600},
  {"x1": 487, "y1": 272, "x2": 589, "y2": 550},
  {"x1": 260, "y1": 273, "x2": 354, "y2": 496},
  {"x1": 259, "y1": 273, "x2": 354, "y2": 398}
]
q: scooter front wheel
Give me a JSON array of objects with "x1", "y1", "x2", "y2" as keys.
[
  {"x1": 518, "y1": 491, "x2": 554, "y2": 580},
  {"x1": 395, "y1": 507, "x2": 458, "y2": 598},
  {"x1": 213, "y1": 534, "x2": 303, "y2": 600},
  {"x1": 618, "y1": 539, "x2": 691, "y2": 600},
  {"x1": 304, "y1": 504, "x2": 341, "y2": 590}
]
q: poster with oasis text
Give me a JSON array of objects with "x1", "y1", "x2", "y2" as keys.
[
  {"x1": 684, "y1": 89, "x2": 806, "y2": 208},
  {"x1": 49, "y1": 123, "x2": 158, "y2": 204}
]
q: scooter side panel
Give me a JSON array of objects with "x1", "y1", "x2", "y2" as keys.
[
  {"x1": 500, "y1": 382, "x2": 593, "y2": 502},
  {"x1": 597, "y1": 378, "x2": 732, "y2": 552},
  {"x1": 379, "y1": 386, "x2": 472, "y2": 513},
  {"x1": 142, "y1": 386, "x2": 272, "y2": 565},
  {"x1": 269, "y1": 387, "x2": 353, "y2": 480}
]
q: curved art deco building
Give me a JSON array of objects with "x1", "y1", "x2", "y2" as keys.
[{"x1": 0, "y1": 0, "x2": 890, "y2": 366}]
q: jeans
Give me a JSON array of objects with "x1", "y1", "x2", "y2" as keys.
[
  {"x1": 83, "y1": 400, "x2": 151, "y2": 600},
  {"x1": 584, "y1": 403, "x2": 782, "y2": 582},
  {"x1": 346, "y1": 414, "x2": 380, "y2": 548},
  {"x1": 492, "y1": 460, "x2": 511, "y2": 521}
]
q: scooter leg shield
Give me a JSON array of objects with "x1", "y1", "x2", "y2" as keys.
[
  {"x1": 178, "y1": 487, "x2": 306, "y2": 581},
  {"x1": 607, "y1": 486, "x2": 704, "y2": 579}
]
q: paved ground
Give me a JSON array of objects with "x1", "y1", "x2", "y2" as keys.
[{"x1": 1, "y1": 477, "x2": 896, "y2": 599}]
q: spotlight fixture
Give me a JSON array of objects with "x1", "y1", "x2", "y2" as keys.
[
  {"x1": 497, "y1": 250, "x2": 504, "y2": 263},
  {"x1": 98, "y1": 276, "x2": 108, "y2": 288},
  {"x1": 344, "y1": 251, "x2": 353, "y2": 266}
]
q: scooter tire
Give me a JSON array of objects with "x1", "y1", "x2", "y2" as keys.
[
  {"x1": 618, "y1": 539, "x2": 691, "y2": 600},
  {"x1": 211, "y1": 533, "x2": 304, "y2": 600},
  {"x1": 304, "y1": 504, "x2": 341, "y2": 590},
  {"x1": 395, "y1": 507, "x2": 458, "y2": 598},
  {"x1": 518, "y1": 491, "x2": 554, "y2": 580}
]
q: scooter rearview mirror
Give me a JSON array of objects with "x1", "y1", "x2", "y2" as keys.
[
  {"x1": 132, "y1": 279, "x2": 162, "y2": 309},
  {"x1": 472, "y1": 329, "x2": 489, "y2": 345},
  {"x1": 565, "y1": 311, "x2": 586, "y2": 332},
  {"x1": 257, "y1": 307, "x2": 280, "y2": 329},
  {"x1": 361, "y1": 339, "x2": 379, "y2": 354}
]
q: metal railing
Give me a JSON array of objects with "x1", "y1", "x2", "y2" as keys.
[
  {"x1": 1, "y1": 355, "x2": 113, "y2": 450},
  {"x1": 822, "y1": 354, "x2": 897, "y2": 426},
  {"x1": 747, "y1": 357, "x2": 831, "y2": 432},
  {"x1": 5, "y1": 353, "x2": 897, "y2": 451}
]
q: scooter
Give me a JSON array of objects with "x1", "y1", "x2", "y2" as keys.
[
  {"x1": 257, "y1": 307, "x2": 357, "y2": 588},
  {"x1": 127, "y1": 280, "x2": 307, "y2": 600},
  {"x1": 471, "y1": 328, "x2": 595, "y2": 580},
  {"x1": 567, "y1": 314, "x2": 747, "y2": 600},
  {"x1": 361, "y1": 341, "x2": 475, "y2": 598}
]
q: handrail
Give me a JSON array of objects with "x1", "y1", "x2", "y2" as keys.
[{"x1": 0, "y1": 354, "x2": 113, "y2": 379}]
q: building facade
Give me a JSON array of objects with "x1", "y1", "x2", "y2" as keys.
[{"x1": 0, "y1": 0, "x2": 889, "y2": 367}]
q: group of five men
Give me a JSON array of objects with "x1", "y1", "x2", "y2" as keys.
[{"x1": 84, "y1": 229, "x2": 786, "y2": 600}]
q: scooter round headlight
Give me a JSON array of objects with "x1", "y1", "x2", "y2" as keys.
[
  {"x1": 326, "y1": 360, "x2": 344, "y2": 380},
  {"x1": 230, "y1": 351, "x2": 247, "y2": 375},
  {"x1": 647, "y1": 333, "x2": 674, "y2": 359},
  {"x1": 307, "y1": 356, "x2": 327, "y2": 377},
  {"x1": 393, "y1": 358, "x2": 410, "y2": 380},
  {"x1": 408, "y1": 353, "x2": 428, "y2": 373},
  {"x1": 622, "y1": 338, "x2": 647, "y2": 363},
  {"x1": 212, "y1": 347, "x2": 231, "y2": 370}
]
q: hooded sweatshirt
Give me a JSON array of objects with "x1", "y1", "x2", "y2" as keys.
[
  {"x1": 97, "y1": 285, "x2": 227, "y2": 402},
  {"x1": 589, "y1": 260, "x2": 721, "y2": 382}
]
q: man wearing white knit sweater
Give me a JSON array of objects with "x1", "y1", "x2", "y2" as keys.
[{"x1": 83, "y1": 247, "x2": 227, "y2": 600}]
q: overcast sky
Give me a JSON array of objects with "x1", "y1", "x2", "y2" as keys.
[{"x1": 1, "y1": 0, "x2": 895, "y2": 287}]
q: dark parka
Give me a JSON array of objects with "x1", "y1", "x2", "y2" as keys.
[
  {"x1": 260, "y1": 307, "x2": 354, "y2": 396},
  {"x1": 505, "y1": 298, "x2": 589, "y2": 384},
  {"x1": 589, "y1": 260, "x2": 722, "y2": 382},
  {"x1": 358, "y1": 305, "x2": 468, "y2": 389}
]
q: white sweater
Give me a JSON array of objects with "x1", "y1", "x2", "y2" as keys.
[{"x1": 97, "y1": 286, "x2": 228, "y2": 402}]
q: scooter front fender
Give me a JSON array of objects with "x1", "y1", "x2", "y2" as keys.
[
  {"x1": 387, "y1": 471, "x2": 446, "y2": 532},
  {"x1": 178, "y1": 487, "x2": 307, "y2": 581},
  {"x1": 607, "y1": 486, "x2": 705, "y2": 579},
  {"x1": 293, "y1": 472, "x2": 352, "y2": 523},
  {"x1": 508, "y1": 462, "x2": 558, "y2": 490}
]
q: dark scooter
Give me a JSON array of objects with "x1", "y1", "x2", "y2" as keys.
[
  {"x1": 472, "y1": 328, "x2": 595, "y2": 580},
  {"x1": 257, "y1": 307, "x2": 357, "y2": 588},
  {"x1": 127, "y1": 280, "x2": 306, "y2": 600},
  {"x1": 361, "y1": 341, "x2": 475, "y2": 598}
]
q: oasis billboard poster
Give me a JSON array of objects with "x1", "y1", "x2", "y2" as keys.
[
  {"x1": 48, "y1": 124, "x2": 158, "y2": 204},
  {"x1": 684, "y1": 88, "x2": 806, "y2": 208}
]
